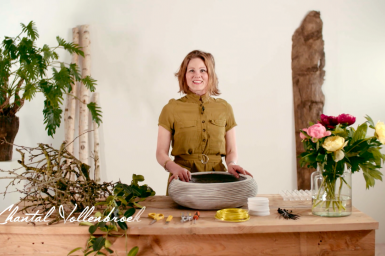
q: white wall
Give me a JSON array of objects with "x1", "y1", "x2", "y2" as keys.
[{"x1": 1, "y1": 0, "x2": 385, "y2": 242}]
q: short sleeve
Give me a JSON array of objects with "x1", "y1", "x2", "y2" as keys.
[
  {"x1": 226, "y1": 102, "x2": 237, "y2": 132},
  {"x1": 158, "y1": 100, "x2": 175, "y2": 133}
]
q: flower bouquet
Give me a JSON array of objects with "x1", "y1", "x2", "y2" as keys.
[{"x1": 299, "y1": 114, "x2": 385, "y2": 217}]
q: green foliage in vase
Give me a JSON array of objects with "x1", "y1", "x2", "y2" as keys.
[
  {"x1": 0, "y1": 21, "x2": 102, "y2": 137},
  {"x1": 299, "y1": 114, "x2": 385, "y2": 189},
  {"x1": 68, "y1": 174, "x2": 155, "y2": 256}
]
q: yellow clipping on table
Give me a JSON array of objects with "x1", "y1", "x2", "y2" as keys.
[{"x1": 215, "y1": 208, "x2": 250, "y2": 222}]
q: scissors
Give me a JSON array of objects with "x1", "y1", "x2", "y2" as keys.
[{"x1": 149, "y1": 213, "x2": 165, "y2": 225}]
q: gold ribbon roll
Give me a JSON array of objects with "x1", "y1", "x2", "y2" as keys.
[{"x1": 215, "y1": 208, "x2": 250, "y2": 222}]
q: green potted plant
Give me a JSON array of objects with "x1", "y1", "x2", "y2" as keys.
[{"x1": 0, "y1": 21, "x2": 102, "y2": 161}]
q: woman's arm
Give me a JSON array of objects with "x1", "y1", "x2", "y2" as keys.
[
  {"x1": 225, "y1": 127, "x2": 253, "y2": 178},
  {"x1": 156, "y1": 126, "x2": 191, "y2": 182}
]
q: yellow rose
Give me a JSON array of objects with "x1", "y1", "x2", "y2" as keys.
[
  {"x1": 322, "y1": 136, "x2": 348, "y2": 162},
  {"x1": 322, "y1": 136, "x2": 346, "y2": 152},
  {"x1": 375, "y1": 121, "x2": 385, "y2": 144}
]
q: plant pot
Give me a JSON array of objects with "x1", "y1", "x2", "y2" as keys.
[
  {"x1": 0, "y1": 116, "x2": 19, "y2": 161},
  {"x1": 311, "y1": 163, "x2": 352, "y2": 217}
]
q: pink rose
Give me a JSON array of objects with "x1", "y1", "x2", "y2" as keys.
[
  {"x1": 306, "y1": 124, "x2": 331, "y2": 139},
  {"x1": 337, "y1": 113, "x2": 356, "y2": 126}
]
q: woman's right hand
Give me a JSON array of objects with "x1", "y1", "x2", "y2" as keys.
[{"x1": 168, "y1": 164, "x2": 191, "y2": 183}]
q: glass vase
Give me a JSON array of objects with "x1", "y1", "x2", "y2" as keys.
[{"x1": 311, "y1": 163, "x2": 352, "y2": 217}]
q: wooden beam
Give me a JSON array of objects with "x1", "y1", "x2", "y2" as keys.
[{"x1": 292, "y1": 11, "x2": 326, "y2": 190}]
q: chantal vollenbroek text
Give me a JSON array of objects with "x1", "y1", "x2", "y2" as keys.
[{"x1": 0, "y1": 204, "x2": 146, "y2": 224}]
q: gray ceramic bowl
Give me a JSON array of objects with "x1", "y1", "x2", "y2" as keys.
[{"x1": 168, "y1": 172, "x2": 258, "y2": 210}]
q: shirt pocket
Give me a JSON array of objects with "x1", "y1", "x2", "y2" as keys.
[
  {"x1": 174, "y1": 120, "x2": 199, "y2": 152},
  {"x1": 208, "y1": 119, "x2": 226, "y2": 150}
]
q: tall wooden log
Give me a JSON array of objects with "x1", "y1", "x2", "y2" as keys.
[
  {"x1": 79, "y1": 25, "x2": 91, "y2": 166},
  {"x1": 64, "y1": 27, "x2": 79, "y2": 156},
  {"x1": 91, "y1": 92, "x2": 100, "y2": 183},
  {"x1": 292, "y1": 11, "x2": 325, "y2": 190}
]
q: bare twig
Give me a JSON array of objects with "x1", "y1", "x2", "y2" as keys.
[{"x1": 1, "y1": 140, "x2": 115, "y2": 225}]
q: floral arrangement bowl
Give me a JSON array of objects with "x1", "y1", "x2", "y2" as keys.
[{"x1": 168, "y1": 172, "x2": 258, "y2": 210}]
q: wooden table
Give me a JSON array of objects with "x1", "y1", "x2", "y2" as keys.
[{"x1": 0, "y1": 195, "x2": 378, "y2": 255}]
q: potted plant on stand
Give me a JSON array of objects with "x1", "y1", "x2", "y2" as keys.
[
  {"x1": 299, "y1": 114, "x2": 385, "y2": 217},
  {"x1": 0, "y1": 21, "x2": 102, "y2": 161}
]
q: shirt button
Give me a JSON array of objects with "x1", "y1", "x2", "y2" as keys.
[
  {"x1": 202, "y1": 139, "x2": 206, "y2": 142},
  {"x1": 203, "y1": 129, "x2": 206, "y2": 132},
  {"x1": 202, "y1": 120, "x2": 205, "y2": 123}
]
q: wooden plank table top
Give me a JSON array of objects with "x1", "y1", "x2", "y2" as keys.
[
  {"x1": 0, "y1": 194, "x2": 378, "y2": 235},
  {"x1": 0, "y1": 194, "x2": 379, "y2": 255}
]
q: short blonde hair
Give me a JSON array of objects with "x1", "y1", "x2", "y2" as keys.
[{"x1": 175, "y1": 50, "x2": 220, "y2": 96}]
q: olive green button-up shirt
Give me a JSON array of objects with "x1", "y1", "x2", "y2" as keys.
[{"x1": 158, "y1": 93, "x2": 237, "y2": 173}]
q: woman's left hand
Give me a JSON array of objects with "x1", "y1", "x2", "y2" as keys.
[{"x1": 228, "y1": 164, "x2": 253, "y2": 178}]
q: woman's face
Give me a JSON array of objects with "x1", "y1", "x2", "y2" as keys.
[{"x1": 185, "y1": 58, "x2": 209, "y2": 95}]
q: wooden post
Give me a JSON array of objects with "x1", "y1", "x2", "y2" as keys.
[
  {"x1": 91, "y1": 92, "x2": 100, "y2": 183},
  {"x1": 292, "y1": 11, "x2": 325, "y2": 190},
  {"x1": 64, "y1": 27, "x2": 79, "y2": 156},
  {"x1": 79, "y1": 25, "x2": 91, "y2": 166}
]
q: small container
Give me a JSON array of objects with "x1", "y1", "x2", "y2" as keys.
[{"x1": 248, "y1": 197, "x2": 270, "y2": 216}]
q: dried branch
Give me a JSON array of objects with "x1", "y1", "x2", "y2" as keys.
[{"x1": 0, "y1": 139, "x2": 115, "y2": 225}]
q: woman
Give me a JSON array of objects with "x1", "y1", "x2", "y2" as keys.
[{"x1": 156, "y1": 50, "x2": 252, "y2": 193}]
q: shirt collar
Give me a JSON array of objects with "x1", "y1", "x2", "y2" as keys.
[{"x1": 185, "y1": 93, "x2": 211, "y2": 103}]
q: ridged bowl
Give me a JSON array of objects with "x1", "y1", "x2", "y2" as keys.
[{"x1": 168, "y1": 172, "x2": 258, "y2": 210}]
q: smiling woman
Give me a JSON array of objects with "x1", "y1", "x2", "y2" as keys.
[{"x1": 155, "y1": 50, "x2": 253, "y2": 195}]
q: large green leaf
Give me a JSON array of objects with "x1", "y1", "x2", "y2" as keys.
[
  {"x1": 348, "y1": 156, "x2": 364, "y2": 173},
  {"x1": 302, "y1": 152, "x2": 317, "y2": 163},
  {"x1": 41, "y1": 44, "x2": 53, "y2": 60},
  {"x1": 89, "y1": 224, "x2": 97, "y2": 234},
  {"x1": 22, "y1": 82, "x2": 37, "y2": 100},
  {"x1": 2, "y1": 38, "x2": 19, "y2": 59},
  {"x1": 360, "y1": 163, "x2": 383, "y2": 189},
  {"x1": 82, "y1": 76, "x2": 97, "y2": 92},
  {"x1": 124, "y1": 208, "x2": 136, "y2": 218},
  {"x1": 20, "y1": 21, "x2": 39, "y2": 41},
  {"x1": 40, "y1": 80, "x2": 63, "y2": 107},
  {"x1": 42, "y1": 101, "x2": 62, "y2": 137},
  {"x1": 56, "y1": 36, "x2": 84, "y2": 57},
  {"x1": 87, "y1": 102, "x2": 103, "y2": 126},
  {"x1": 332, "y1": 124, "x2": 348, "y2": 138},
  {"x1": 316, "y1": 153, "x2": 325, "y2": 162},
  {"x1": 53, "y1": 63, "x2": 72, "y2": 92},
  {"x1": 367, "y1": 148, "x2": 383, "y2": 166},
  {"x1": 69, "y1": 63, "x2": 82, "y2": 82},
  {"x1": 365, "y1": 115, "x2": 375, "y2": 129},
  {"x1": 93, "y1": 237, "x2": 105, "y2": 251},
  {"x1": 350, "y1": 122, "x2": 368, "y2": 145},
  {"x1": 362, "y1": 172, "x2": 374, "y2": 189},
  {"x1": 117, "y1": 219, "x2": 128, "y2": 230},
  {"x1": 67, "y1": 247, "x2": 83, "y2": 256},
  {"x1": 104, "y1": 239, "x2": 112, "y2": 248},
  {"x1": 127, "y1": 246, "x2": 139, "y2": 256}
]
